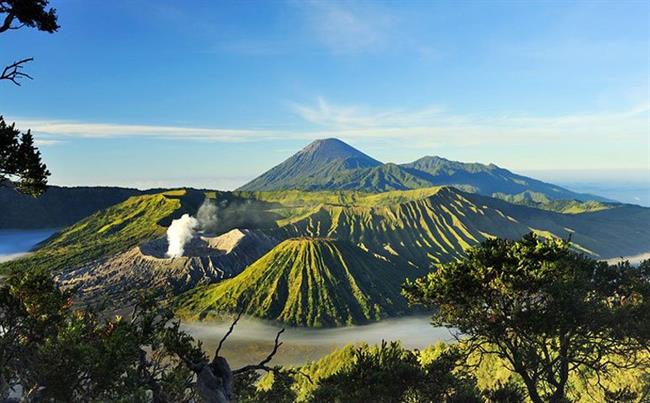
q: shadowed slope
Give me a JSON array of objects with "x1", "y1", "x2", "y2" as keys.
[{"x1": 0, "y1": 185, "x2": 146, "y2": 229}]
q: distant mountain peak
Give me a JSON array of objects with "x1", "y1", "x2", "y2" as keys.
[
  {"x1": 236, "y1": 138, "x2": 383, "y2": 191},
  {"x1": 237, "y1": 139, "x2": 609, "y2": 202},
  {"x1": 298, "y1": 138, "x2": 380, "y2": 164}
]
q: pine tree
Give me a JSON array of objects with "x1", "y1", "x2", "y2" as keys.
[{"x1": 0, "y1": 116, "x2": 50, "y2": 196}]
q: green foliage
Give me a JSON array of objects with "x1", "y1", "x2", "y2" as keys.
[
  {"x1": 256, "y1": 339, "x2": 648, "y2": 403},
  {"x1": 0, "y1": 116, "x2": 50, "y2": 196},
  {"x1": 481, "y1": 381, "x2": 526, "y2": 403},
  {"x1": 463, "y1": 339, "x2": 650, "y2": 402},
  {"x1": 175, "y1": 238, "x2": 413, "y2": 326},
  {"x1": 0, "y1": 268, "x2": 204, "y2": 401},
  {"x1": 403, "y1": 234, "x2": 650, "y2": 403},
  {"x1": 307, "y1": 341, "x2": 427, "y2": 403},
  {"x1": 261, "y1": 341, "x2": 482, "y2": 403},
  {"x1": 0, "y1": 0, "x2": 59, "y2": 34},
  {"x1": 237, "y1": 369, "x2": 297, "y2": 403}
]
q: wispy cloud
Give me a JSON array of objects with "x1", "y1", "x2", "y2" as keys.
[
  {"x1": 13, "y1": 99, "x2": 649, "y2": 154},
  {"x1": 13, "y1": 119, "x2": 287, "y2": 143},
  {"x1": 297, "y1": 1, "x2": 394, "y2": 53},
  {"x1": 291, "y1": 98, "x2": 650, "y2": 145},
  {"x1": 33, "y1": 139, "x2": 63, "y2": 146},
  {"x1": 292, "y1": 97, "x2": 444, "y2": 127}
]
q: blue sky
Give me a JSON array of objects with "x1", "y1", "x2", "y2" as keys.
[{"x1": 0, "y1": 0, "x2": 648, "y2": 195}]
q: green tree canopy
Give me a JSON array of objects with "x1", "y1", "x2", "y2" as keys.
[
  {"x1": 0, "y1": 0, "x2": 57, "y2": 195},
  {"x1": 403, "y1": 234, "x2": 650, "y2": 403},
  {"x1": 306, "y1": 341, "x2": 483, "y2": 403},
  {"x1": 0, "y1": 116, "x2": 49, "y2": 196},
  {"x1": 0, "y1": 267, "x2": 302, "y2": 402}
]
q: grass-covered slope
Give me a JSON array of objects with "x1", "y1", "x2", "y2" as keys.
[
  {"x1": 255, "y1": 187, "x2": 648, "y2": 264},
  {"x1": 493, "y1": 191, "x2": 612, "y2": 213},
  {"x1": 7, "y1": 185, "x2": 646, "y2": 278},
  {"x1": 1, "y1": 189, "x2": 283, "y2": 275},
  {"x1": 272, "y1": 187, "x2": 541, "y2": 267},
  {"x1": 0, "y1": 190, "x2": 189, "y2": 273},
  {"x1": 175, "y1": 238, "x2": 415, "y2": 327}
]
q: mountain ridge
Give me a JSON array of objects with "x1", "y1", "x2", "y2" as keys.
[
  {"x1": 4, "y1": 186, "x2": 648, "y2": 326},
  {"x1": 238, "y1": 138, "x2": 610, "y2": 202}
]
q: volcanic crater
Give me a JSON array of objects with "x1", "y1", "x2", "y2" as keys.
[{"x1": 57, "y1": 228, "x2": 279, "y2": 309}]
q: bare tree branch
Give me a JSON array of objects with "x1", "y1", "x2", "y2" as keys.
[
  {"x1": 0, "y1": 58, "x2": 34, "y2": 86},
  {"x1": 232, "y1": 328, "x2": 285, "y2": 375},
  {"x1": 214, "y1": 309, "x2": 243, "y2": 360}
]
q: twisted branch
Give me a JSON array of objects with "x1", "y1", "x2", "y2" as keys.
[
  {"x1": 214, "y1": 309, "x2": 243, "y2": 360},
  {"x1": 233, "y1": 328, "x2": 285, "y2": 375},
  {"x1": 213, "y1": 311, "x2": 313, "y2": 384}
]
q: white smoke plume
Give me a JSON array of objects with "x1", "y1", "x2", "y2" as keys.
[
  {"x1": 196, "y1": 198, "x2": 218, "y2": 231},
  {"x1": 166, "y1": 214, "x2": 199, "y2": 258}
]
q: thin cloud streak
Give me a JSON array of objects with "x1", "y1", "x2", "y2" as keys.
[
  {"x1": 14, "y1": 120, "x2": 287, "y2": 142},
  {"x1": 291, "y1": 97, "x2": 444, "y2": 128},
  {"x1": 13, "y1": 100, "x2": 649, "y2": 150},
  {"x1": 291, "y1": 98, "x2": 650, "y2": 144}
]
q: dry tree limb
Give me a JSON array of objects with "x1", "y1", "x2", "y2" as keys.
[
  {"x1": 214, "y1": 309, "x2": 244, "y2": 359},
  {"x1": 212, "y1": 309, "x2": 313, "y2": 385},
  {"x1": 1, "y1": 58, "x2": 34, "y2": 86},
  {"x1": 233, "y1": 328, "x2": 285, "y2": 375}
]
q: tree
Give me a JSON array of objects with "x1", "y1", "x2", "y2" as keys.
[
  {"x1": 0, "y1": 268, "x2": 193, "y2": 401},
  {"x1": 0, "y1": 1, "x2": 57, "y2": 195},
  {"x1": 0, "y1": 0, "x2": 59, "y2": 86},
  {"x1": 306, "y1": 341, "x2": 481, "y2": 403},
  {"x1": 0, "y1": 267, "x2": 292, "y2": 402},
  {"x1": 0, "y1": 116, "x2": 49, "y2": 196},
  {"x1": 403, "y1": 234, "x2": 650, "y2": 403}
]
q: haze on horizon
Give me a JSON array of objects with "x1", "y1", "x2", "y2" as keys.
[{"x1": 0, "y1": 0, "x2": 648, "y2": 201}]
